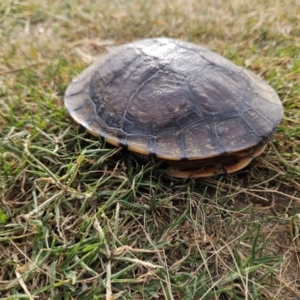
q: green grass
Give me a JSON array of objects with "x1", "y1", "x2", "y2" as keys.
[{"x1": 0, "y1": 0, "x2": 300, "y2": 299}]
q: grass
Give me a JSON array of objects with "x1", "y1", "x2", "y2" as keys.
[{"x1": 0, "y1": 0, "x2": 300, "y2": 299}]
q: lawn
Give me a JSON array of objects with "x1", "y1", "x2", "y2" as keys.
[{"x1": 0, "y1": 0, "x2": 300, "y2": 299}]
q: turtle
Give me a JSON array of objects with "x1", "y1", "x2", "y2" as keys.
[{"x1": 64, "y1": 38, "x2": 284, "y2": 178}]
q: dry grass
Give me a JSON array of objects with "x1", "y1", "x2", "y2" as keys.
[{"x1": 0, "y1": 0, "x2": 300, "y2": 299}]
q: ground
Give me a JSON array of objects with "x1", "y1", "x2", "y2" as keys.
[{"x1": 0, "y1": 0, "x2": 300, "y2": 299}]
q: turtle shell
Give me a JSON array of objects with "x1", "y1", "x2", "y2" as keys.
[{"x1": 65, "y1": 38, "x2": 283, "y2": 163}]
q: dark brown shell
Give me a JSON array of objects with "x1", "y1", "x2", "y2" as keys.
[{"x1": 64, "y1": 38, "x2": 283, "y2": 160}]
